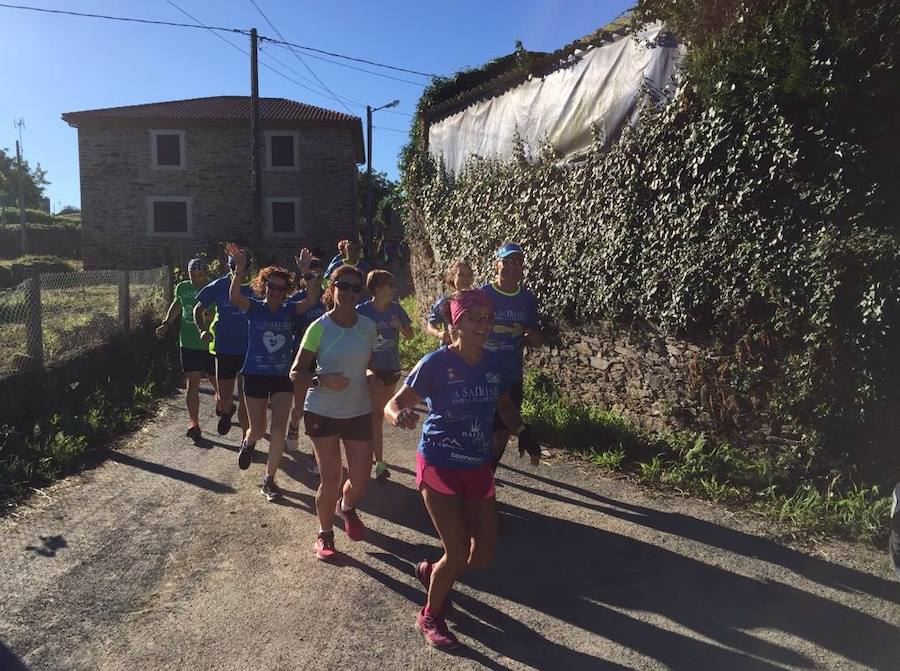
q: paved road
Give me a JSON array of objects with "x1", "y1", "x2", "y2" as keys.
[{"x1": 2, "y1": 387, "x2": 899, "y2": 670}]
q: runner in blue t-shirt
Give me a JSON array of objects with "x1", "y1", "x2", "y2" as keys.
[
  {"x1": 425, "y1": 259, "x2": 473, "y2": 346},
  {"x1": 225, "y1": 243, "x2": 322, "y2": 501},
  {"x1": 479, "y1": 242, "x2": 543, "y2": 471},
  {"x1": 287, "y1": 254, "x2": 328, "y2": 476},
  {"x1": 194, "y1": 251, "x2": 254, "y2": 436},
  {"x1": 385, "y1": 289, "x2": 540, "y2": 651},
  {"x1": 324, "y1": 238, "x2": 372, "y2": 280},
  {"x1": 356, "y1": 270, "x2": 413, "y2": 481}
]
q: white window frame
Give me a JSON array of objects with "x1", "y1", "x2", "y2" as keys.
[
  {"x1": 147, "y1": 196, "x2": 193, "y2": 237},
  {"x1": 150, "y1": 129, "x2": 186, "y2": 170},
  {"x1": 265, "y1": 197, "x2": 302, "y2": 238},
  {"x1": 265, "y1": 131, "x2": 300, "y2": 171}
]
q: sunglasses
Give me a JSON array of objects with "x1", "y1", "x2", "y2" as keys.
[
  {"x1": 265, "y1": 281, "x2": 288, "y2": 293},
  {"x1": 302, "y1": 272, "x2": 323, "y2": 281},
  {"x1": 334, "y1": 281, "x2": 362, "y2": 294}
]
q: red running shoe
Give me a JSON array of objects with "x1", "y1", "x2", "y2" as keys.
[
  {"x1": 415, "y1": 607, "x2": 459, "y2": 650},
  {"x1": 335, "y1": 499, "x2": 366, "y2": 541},
  {"x1": 415, "y1": 560, "x2": 454, "y2": 613},
  {"x1": 315, "y1": 530, "x2": 337, "y2": 561}
]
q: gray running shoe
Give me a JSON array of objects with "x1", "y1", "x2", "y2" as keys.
[
  {"x1": 238, "y1": 440, "x2": 255, "y2": 470},
  {"x1": 261, "y1": 475, "x2": 281, "y2": 502}
]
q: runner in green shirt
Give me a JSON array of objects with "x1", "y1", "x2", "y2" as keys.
[{"x1": 155, "y1": 258, "x2": 217, "y2": 441}]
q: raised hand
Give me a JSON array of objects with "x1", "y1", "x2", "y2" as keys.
[
  {"x1": 225, "y1": 242, "x2": 248, "y2": 272},
  {"x1": 295, "y1": 247, "x2": 312, "y2": 273}
]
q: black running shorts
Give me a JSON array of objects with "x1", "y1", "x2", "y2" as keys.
[
  {"x1": 243, "y1": 374, "x2": 294, "y2": 399},
  {"x1": 215, "y1": 353, "x2": 244, "y2": 381},
  {"x1": 304, "y1": 411, "x2": 373, "y2": 441},
  {"x1": 181, "y1": 347, "x2": 215, "y2": 376}
]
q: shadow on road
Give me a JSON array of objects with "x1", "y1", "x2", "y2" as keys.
[
  {"x1": 501, "y1": 463, "x2": 900, "y2": 604},
  {"x1": 0, "y1": 641, "x2": 29, "y2": 670},
  {"x1": 24, "y1": 535, "x2": 67, "y2": 558},
  {"x1": 108, "y1": 451, "x2": 235, "y2": 494},
  {"x1": 356, "y1": 463, "x2": 900, "y2": 670}
]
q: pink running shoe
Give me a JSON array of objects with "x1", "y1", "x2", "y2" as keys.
[
  {"x1": 335, "y1": 499, "x2": 366, "y2": 541},
  {"x1": 315, "y1": 530, "x2": 337, "y2": 561},
  {"x1": 415, "y1": 607, "x2": 459, "y2": 650},
  {"x1": 415, "y1": 561, "x2": 454, "y2": 613}
]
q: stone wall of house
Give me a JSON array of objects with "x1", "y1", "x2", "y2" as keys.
[{"x1": 77, "y1": 122, "x2": 359, "y2": 270}]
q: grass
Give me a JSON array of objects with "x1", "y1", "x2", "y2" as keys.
[
  {"x1": 0, "y1": 255, "x2": 82, "y2": 271},
  {"x1": 0, "y1": 346, "x2": 181, "y2": 503},
  {"x1": 521, "y1": 370, "x2": 892, "y2": 543},
  {"x1": 1, "y1": 273, "x2": 165, "y2": 377}
]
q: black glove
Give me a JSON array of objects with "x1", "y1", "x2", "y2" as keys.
[{"x1": 517, "y1": 424, "x2": 541, "y2": 458}]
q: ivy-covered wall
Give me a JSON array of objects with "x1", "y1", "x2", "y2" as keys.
[{"x1": 401, "y1": 5, "x2": 900, "y2": 476}]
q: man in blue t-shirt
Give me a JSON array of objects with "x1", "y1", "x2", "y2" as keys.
[
  {"x1": 194, "y1": 252, "x2": 254, "y2": 436},
  {"x1": 479, "y1": 241, "x2": 543, "y2": 470}
]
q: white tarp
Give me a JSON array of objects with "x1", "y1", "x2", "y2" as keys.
[{"x1": 428, "y1": 23, "x2": 684, "y2": 174}]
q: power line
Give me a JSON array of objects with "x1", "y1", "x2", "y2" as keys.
[
  {"x1": 248, "y1": 0, "x2": 352, "y2": 115},
  {"x1": 2, "y1": 2, "x2": 436, "y2": 89},
  {"x1": 259, "y1": 44, "x2": 362, "y2": 106},
  {"x1": 163, "y1": 0, "x2": 246, "y2": 56},
  {"x1": 163, "y1": 0, "x2": 360, "y2": 110},
  {"x1": 0, "y1": 2, "x2": 246, "y2": 34},
  {"x1": 266, "y1": 41, "x2": 428, "y2": 87},
  {"x1": 258, "y1": 36, "x2": 437, "y2": 79},
  {"x1": 374, "y1": 126, "x2": 411, "y2": 134}
]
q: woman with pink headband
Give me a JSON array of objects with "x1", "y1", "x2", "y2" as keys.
[{"x1": 385, "y1": 289, "x2": 540, "y2": 651}]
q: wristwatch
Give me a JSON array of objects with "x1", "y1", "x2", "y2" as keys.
[{"x1": 311, "y1": 376, "x2": 321, "y2": 388}]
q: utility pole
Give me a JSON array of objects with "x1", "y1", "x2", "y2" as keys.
[
  {"x1": 365, "y1": 100, "x2": 398, "y2": 257},
  {"x1": 365, "y1": 105, "x2": 373, "y2": 255},
  {"x1": 249, "y1": 28, "x2": 262, "y2": 247},
  {"x1": 15, "y1": 139, "x2": 27, "y2": 253}
]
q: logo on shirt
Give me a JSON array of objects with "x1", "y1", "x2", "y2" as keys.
[
  {"x1": 485, "y1": 372, "x2": 501, "y2": 385},
  {"x1": 446, "y1": 368, "x2": 464, "y2": 384},
  {"x1": 439, "y1": 437, "x2": 462, "y2": 450},
  {"x1": 262, "y1": 331, "x2": 287, "y2": 354}
]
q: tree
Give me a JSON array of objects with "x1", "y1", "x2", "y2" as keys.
[
  {"x1": 356, "y1": 169, "x2": 406, "y2": 241},
  {"x1": 0, "y1": 147, "x2": 50, "y2": 211}
]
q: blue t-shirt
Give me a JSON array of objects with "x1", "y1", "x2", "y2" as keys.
[
  {"x1": 355, "y1": 300, "x2": 412, "y2": 371},
  {"x1": 405, "y1": 348, "x2": 513, "y2": 469},
  {"x1": 325, "y1": 253, "x2": 372, "y2": 279},
  {"x1": 195, "y1": 276, "x2": 253, "y2": 356},
  {"x1": 241, "y1": 298, "x2": 298, "y2": 376},
  {"x1": 480, "y1": 283, "x2": 539, "y2": 381},
  {"x1": 289, "y1": 289, "x2": 327, "y2": 349}
]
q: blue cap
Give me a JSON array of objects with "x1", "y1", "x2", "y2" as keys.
[
  {"x1": 495, "y1": 242, "x2": 524, "y2": 259},
  {"x1": 187, "y1": 258, "x2": 207, "y2": 272}
]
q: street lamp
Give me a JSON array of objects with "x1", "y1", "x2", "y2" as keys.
[{"x1": 366, "y1": 99, "x2": 399, "y2": 256}]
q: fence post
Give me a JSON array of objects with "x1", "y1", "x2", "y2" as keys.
[
  {"x1": 164, "y1": 264, "x2": 174, "y2": 306},
  {"x1": 23, "y1": 271, "x2": 43, "y2": 369},
  {"x1": 118, "y1": 270, "x2": 130, "y2": 331}
]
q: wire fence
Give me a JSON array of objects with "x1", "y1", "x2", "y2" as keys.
[{"x1": 0, "y1": 266, "x2": 170, "y2": 379}]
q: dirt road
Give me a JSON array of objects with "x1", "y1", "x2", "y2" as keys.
[{"x1": 2, "y1": 388, "x2": 899, "y2": 670}]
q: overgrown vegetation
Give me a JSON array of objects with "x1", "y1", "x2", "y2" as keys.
[
  {"x1": 0, "y1": 336, "x2": 179, "y2": 504},
  {"x1": 398, "y1": 295, "x2": 434, "y2": 368},
  {"x1": 401, "y1": 1, "x2": 900, "y2": 480},
  {"x1": 521, "y1": 370, "x2": 891, "y2": 542}
]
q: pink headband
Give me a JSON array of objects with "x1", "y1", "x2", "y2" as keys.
[{"x1": 448, "y1": 289, "x2": 493, "y2": 325}]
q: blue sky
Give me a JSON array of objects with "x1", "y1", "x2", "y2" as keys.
[{"x1": 0, "y1": 0, "x2": 631, "y2": 210}]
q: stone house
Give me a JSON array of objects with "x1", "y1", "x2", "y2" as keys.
[{"x1": 62, "y1": 96, "x2": 365, "y2": 270}]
